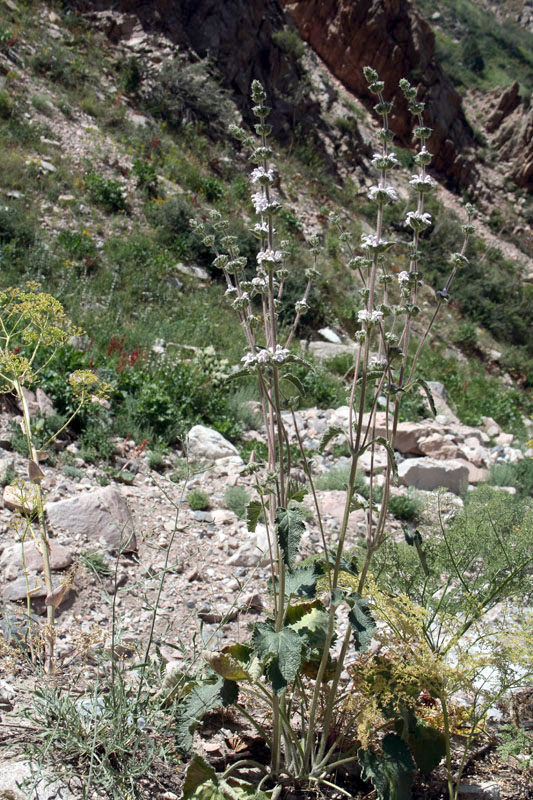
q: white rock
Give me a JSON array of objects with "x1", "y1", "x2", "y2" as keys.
[
  {"x1": 398, "y1": 458, "x2": 470, "y2": 495},
  {"x1": 187, "y1": 425, "x2": 240, "y2": 461},
  {"x1": 0, "y1": 759, "x2": 75, "y2": 799},
  {"x1": 45, "y1": 486, "x2": 136, "y2": 552},
  {"x1": 318, "y1": 327, "x2": 342, "y2": 344}
]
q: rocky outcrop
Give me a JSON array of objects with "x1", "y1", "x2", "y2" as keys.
[
  {"x1": 74, "y1": 0, "x2": 322, "y2": 141},
  {"x1": 281, "y1": 0, "x2": 476, "y2": 186}
]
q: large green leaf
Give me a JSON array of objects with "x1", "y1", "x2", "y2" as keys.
[
  {"x1": 358, "y1": 734, "x2": 415, "y2": 800},
  {"x1": 288, "y1": 606, "x2": 329, "y2": 651},
  {"x1": 175, "y1": 677, "x2": 239, "y2": 753},
  {"x1": 347, "y1": 593, "x2": 376, "y2": 652},
  {"x1": 406, "y1": 720, "x2": 446, "y2": 774},
  {"x1": 202, "y1": 650, "x2": 250, "y2": 681},
  {"x1": 275, "y1": 507, "x2": 305, "y2": 572},
  {"x1": 252, "y1": 622, "x2": 302, "y2": 695},
  {"x1": 182, "y1": 756, "x2": 272, "y2": 800},
  {"x1": 277, "y1": 564, "x2": 319, "y2": 599},
  {"x1": 182, "y1": 755, "x2": 220, "y2": 799}
]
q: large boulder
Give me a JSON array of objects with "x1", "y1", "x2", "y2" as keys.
[
  {"x1": 187, "y1": 425, "x2": 241, "y2": 462},
  {"x1": 45, "y1": 486, "x2": 136, "y2": 552},
  {"x1": 398, "y1": 458, "x2": 470, "y2": 495}
]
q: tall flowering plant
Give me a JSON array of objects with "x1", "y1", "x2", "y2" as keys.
[{"x1": 183, "y1": 70, "x2": 474, "y2": 796}]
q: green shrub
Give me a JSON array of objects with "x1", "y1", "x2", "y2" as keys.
[
  {"x1": 187, "y1": 489, "x2": 210, "y2": 511},
  {"x1": 120, "y1": 56, "x2": 143, "y2": 94},
  {"x1": 388, "y1": 493, "x2": 422, "y2": 523},
  {"x1": 132, "y1": 159, "x2": 158, "y2": 198},
  {"x1": 488, "y1": 458, "x2": 533, "y2": 498},
  {"x1": 272, "y1": 27, "x2": 305, "y2": 60},
  {"x1": 80, "y1": 419, "x2": 114, "y2": 464},
  {"x1": 146, "y1": 58, "x2": 234, "y2": 135},
  {"x1": 85, "y1": 172, "x2": 127, "y2": 213},
  {"x1": 224, "y1": 486, "x2": 250, "y2": 519}
]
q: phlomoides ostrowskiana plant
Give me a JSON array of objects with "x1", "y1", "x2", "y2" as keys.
[
  {"x1": 0, "y1": 283, "x2": 107, "y2": 672},
  {"x1": 182, "y1": 70, "x2": 476, "y2": 796}
]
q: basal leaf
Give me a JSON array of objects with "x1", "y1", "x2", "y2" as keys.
[
  {"x1": 358, "y1": 734, "x2": 415, "y2": 800},
  {"x1": 275, "y1": 507, "x2": 305, "y2": 572},
  {"x1": 202, "y1": 650, "x2": 250, "y2": 681},
  {"x1": 175, "y1": 676, "x2": 239, "y2": 753},
  {"x1": 182, "y1": 755, "x2": 219, "y2": 798},
  {"x1": 246, "y1": 500, "x2": 263, "y2": 533},
  {"x1": 347, "y1": 593, "x2": 376, "y2": 652},
  {"x1": 405, "y1": 721, "x2": 446, "y2": 774}
]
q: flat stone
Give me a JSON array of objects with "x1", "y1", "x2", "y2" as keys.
[
  {"x1": 1, "y1": 541, "x2": 73, "y2": 573},
  {"x1": 398, "y1": 458, "x2": 470, "y2": 495},
  {"x1": 0, "y1": 759, "x2": 75, "y2": 799},
  {"x1": 308, "y1": 341, "x2": 354, "y2": 361},
  {"x1": 2, "y1": 574, "x2": 63, "y2": 603},
  {"x1": 45, "y1": 486, "x2": 136, "y2": 552},
  {"x1": 458, "y1": 782, "x2": 500, "y2": 799},
  {"x1": 175, "y1": 263, "x2": 210, "y2": 281},
  {"x1": 3, "y1": 482, "x2": 41, "y2": 516},
  {"x1": 187, "y1": 425, "x2": 240, "y2": 461}
]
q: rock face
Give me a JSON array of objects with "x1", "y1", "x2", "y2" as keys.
[
  {"x1": 281, "y1": 0, "x2": 475, "y2": 185},
  {"x1": 75, "y1": 0, "x2": 320, "y2": 140},
  {"x1": 46, "y1": 486, "x2": 136, "y2": 553}
]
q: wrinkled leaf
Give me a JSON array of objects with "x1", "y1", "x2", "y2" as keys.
[
  {"x1": 275, "y1": 507, "x2": 305, "y2": 572},
  {"x1": 280, "y1": 373, "x2": 305, "y2": 397},
  {"x1": 402, "y1": 719, "x2": 446, "y2": 775},
  {"x1": 347, "y1": 593, "x2": 376, "y2": 652},
  {"x1": 288, "y1": 606, "x2": 329, "y2": 650},
  {"x1": 412, "y1": 378, "x2": 437, "y2": 418},
  {"x1": 202, "y1": 650, "x2": 250, "y2": 681},
  {"x1": 252, "y1": 622, "x2": 302, "y2": 694},
  {"x1": 182, "y1": 755, "x2": 220, "y2": 798},
  {"x1": 358, "y1": 734, "x2": 415, "y2": 800},
  {"x1": 246, "y1": 500, "x2": 263, "y2": 533},
  {"x1": 318, "y1": 425, "x2": 347, "y2": 454},
  {"x1": 279, "y1": 564, "x2": 319, "y2": 599},
  {"x1": 175, "y1": 677, "x2": 238, "y2": 753}
]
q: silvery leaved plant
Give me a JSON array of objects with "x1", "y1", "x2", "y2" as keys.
[{"x1": 182, "y1": 70, "x2": 475, "y2": 798}]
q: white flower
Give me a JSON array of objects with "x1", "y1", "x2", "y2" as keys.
[
  {"x1": 272, "y1": 346, "x2": 290, "y2": 363},
  {"x1": 252, "y1": 192, "x2": 269, "y2": 214},
  {"x1": 251, "y1": 166, "x2": 275, "y2": 185},
  {"x1": 361, "y1": 234, "x2": 391, "y2": 252},
  {"x1": 409, "y1": 174, "x2": 436, "y2": 192},
  {"x1": 224, "y1": 286, "x2": 238, "y2": 296},
  {"x1": 371, "y1": 152, "x2": 399, "y2": 170},
  {"x1": 397, "y1": 271, "x2": 410, "y2": 284},
  {"x1": 253, "y1": 221, "x2": 270, "y2": 234},
  {"x1": 367, "y1": 185, "x2": 398, "y2": 203},
  {"x1": 405, "y1": 210, "x2": 432, "y2": 230},
  {"x1": 241, "y1": 352, "x2": 256, "y2": 366},
  {"x1": 256, "y1": 350, "x2": 270, "y2": 364},
  {"x1": 358, "y1": 309, "x2": 383, "y2": 326},
  {"x1": 257, "y1": 249, "x2": 283, "y2": 266}
]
